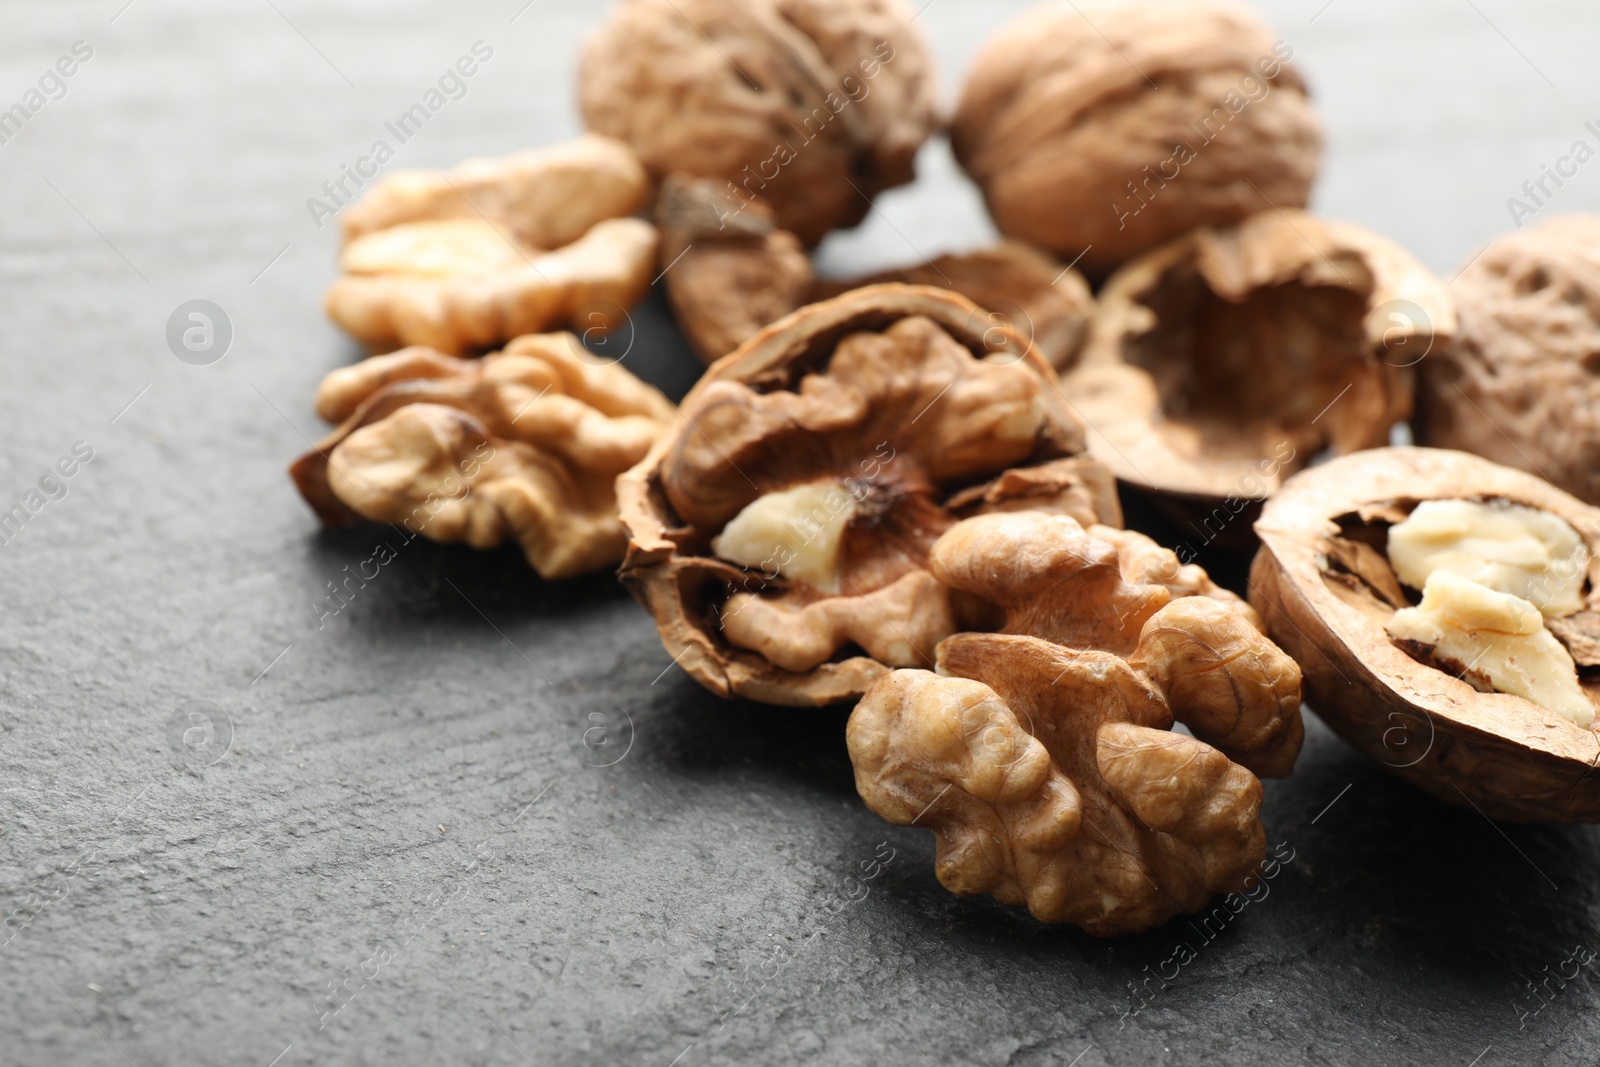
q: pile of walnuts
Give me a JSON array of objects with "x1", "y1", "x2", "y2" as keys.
[{"x1": 282, "y1": 0, "x2": 1600, "y2": 936}]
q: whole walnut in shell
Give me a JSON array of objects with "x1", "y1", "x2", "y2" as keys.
[
  {"x1": 849, "y1": 511, "x2": 1303, "y2": 935},
  {"x1": 325, "y1": 136, "x2": 658, "y2": 356},
  {"x1": 1415, "y1": 215, "x2": 1600, "y2": 505},
  {"x1": 579, "y1": 0, "x2": 938, "y2": 247},
  {"x1": 1062, "y1": 209, "x2": 1455, "y2": 543},
  {"x1": 1252, "y1": 447, "x2": 1600, "y2": 822},
  {"x1": 290, "y1": 334, "x2": 675, "y2": 580},
  {"x1": 616, "y1": 284, "x2": 1121, "y2": 706},
  {"x1": 952, "y1": 2, "x2": 1322, "y2": 277},
  {"x1": 654, "y1": 175, "x2": 1097, "y2": 368}
]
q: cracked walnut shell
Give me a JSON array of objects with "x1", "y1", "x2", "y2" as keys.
[
  {"x1": 616, "y1": 283, "x2": 1120, "y2": 706},
  {"x1": 1062, "y1": 209, "x2": 1455, "y2": 540},
  {"x1": 1415, "y1": 215, "x2": 1600, "y2": 506},
  {"x1": 952, "y1": 2, "x2": 1323, "y2": 278},
  {"x1": 289, "y1": 334, "x2": 676, "y2": 580},
  {"x1": 1251, "y1": 447, "x2": 1600, "y2": 821},
  {"x1": 848, "y1": 511, "x2": 1303, "y2": 935},
  {"x1": 325, "y1": 136, "x2": 658, "y2": 356},
  {"x1": 654, "y1": 175, "x2": 1096, "y2": 369},
  {"x1": 579, "y1": 0, "x2": 938, "y2": 247}
]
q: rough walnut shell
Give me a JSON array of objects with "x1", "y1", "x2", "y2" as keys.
[
  {"x1": 325, "y1": 136, "x2": 658, "y2": 356},
  {"x1": 1062, "y1": 210, "x2": 1456, "y2": 539},
  {"x1": 1415, "y1": 215, "x2": 1600, "y2": 505},
  {"x1": 579, "y1": 0, "x2": 938, "y2": 247},
  {"x1": 617, "y1": 283, "x2": 1121, "y2": 706},
  {"x1": 1251, "y1": 447, "x2": 1600, "y2": 822},
  {"x1": 951, "y1": 1, "x2": 1323, "y2": 277},
  {"x1": 290, "y1": 334, "x2": 676, "y2": 580},
  {"x1": 848, "y1": 511, "x2": 1303, "y2": 935},
  {"x1": 655, "y1": 174, "x2": 1095, "y2": 368}
]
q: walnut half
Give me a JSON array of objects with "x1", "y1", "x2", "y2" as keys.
[
  {"x1": 1062, "y1": 209, "x2": 1455, "y2": 542},
  {"x1": 848, "y1": 511, "x2": 1303, "y2": 935},
  {"x1": 1252, "y1": 447, "x2": 1600, "y2": 821},
  {"x1": 290, "y1": 334, "x2": 676, "y2": 580},
  {"x1": 325, "y1": 136, "x2": 658, "y2": 356},
  {"x1": 617, "y1": 283, "x2": 1120, "y2": 706}
]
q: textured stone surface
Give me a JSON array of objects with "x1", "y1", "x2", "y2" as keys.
[{"x1": 2, "y1": 1, "x2": 1600, "y2": 1065}]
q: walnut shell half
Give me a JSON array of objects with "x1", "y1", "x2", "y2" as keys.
[
  {"x1": 655, "y1": 174, "x2": 1095, "y2": 368},
  {"x1": 1062, "y1": 210, "x2": 1455, "y2": 540},
  {"x1": 579, "y1": 0, "x2": 938, "y2": 247},
  {"x1": 952, "y1": 1, "x2": 1322, "y2": 277},
  {"x1": 325, "y1": 136, "x2": 658, "y2": 356},
  {"x1": 1251, "y1": 447, "x2": 1600, "y2": 821},
  {"x1": 617, "y1": 284, "x2": 1121, "y2": 706},
  {"x1": 849, "y1": 511, "x2": 1302, "y2": 935},
  {"x1": 1415, "y1": 215, "x2": 1600, "y2": 505},
  {"x1": 290, "y1": 334, "x2": 676, "y2": 580}
]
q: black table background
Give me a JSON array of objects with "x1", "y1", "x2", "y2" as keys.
[{"x1": 3, "y1": 1, "x2": 1600, "y2": 1064}]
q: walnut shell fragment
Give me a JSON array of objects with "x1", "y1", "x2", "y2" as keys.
[
  {"x1": 1415, "y1": 215, "x2": 1600, "y2": 506},
  {"x1": 325, "y1": 136, "x2": 658, "y2": 356},
  {"x1": 951, "y1": 1, "x2": 1323, "y2": 277},
  {"x1": 1062, "y1": 210, "x2": 1455, "y2": 537},
  {"x1": 655, "y1": 174, "x2": 1095, "y2": 368},
  {"x1": 616, "y1": 283, "x2": 1121, "y2": 706},
  {"x1": 1251, "y1": 447, "x2": 1600, "y2": 821},
  {"x1": 579, "y1": 0, "x2": 938, "y2": 247},
  {"x1": 848, "y1": 511, "x2": 1303, "y2": 935},
  {"x1": 289, "y1": 334, "x2": 676, "y2": 580}
]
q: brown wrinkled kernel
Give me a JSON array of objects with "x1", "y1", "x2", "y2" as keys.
[
  {"x1": 845, "y1": 510, "x2": 1301, "y2": 934},
  {"x1": 290, "y1": 333, "x2": 675, "y2": 580}
]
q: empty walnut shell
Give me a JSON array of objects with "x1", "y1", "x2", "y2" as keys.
[
  {"x1": 848, "y1": 511, "x2": 1303, "y2": 934},
  {"x1": 1251, "y1": 447, "x2": 1600, "y2": 821},
  {"x1": 325, "y1": 136, "x2": 658, "y2": 356},
  {"x1": 1062, "y1": 210, "x2": 1455, "y2": 542},
  {"x1": 951, "y1": 1, "x2": 1323, "y2": 277},
  {"x1": 579, "y1": 0, "x2": 939, "y2": 247},
  {"x1": 616, "y1": 284, "x2": 1121, "y2": 706},
  {"x1": 290, "y1": 334, "x2": 676, "y2": 580},
  {"x1": 1415, "y1": 215, "x2": 1600, "y2": 506},
  {"x1": 655, "y1": 174, "x2": 1096, "y2": 368}
]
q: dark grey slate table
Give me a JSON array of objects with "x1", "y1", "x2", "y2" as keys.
[{"x1": 3, "y1": 1, "x2": 1599, "y2": 1064}]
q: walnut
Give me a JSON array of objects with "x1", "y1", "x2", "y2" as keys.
[
  {"x1": 324, "y1": 136, "x2": 658, "y2": 356},
  {"x1": 1061, "y1": 209, "x2": 1455, "y2": 542},
  {"x1": 1252, "y1": 446, "x2": 1600, "y2": 821},
  {"x1": 655, "y1": 174, "x2": 1095, "y2": 368},
  {"x1": 1415, "y1": 215, "x2": 1600, "y2": 506},
  {"x1": 578, "y1": 0, "x2": 939, "y2": 247},
  {"x1": 847, "y1": 511, "x2": 1303, "y2": 935},
  {"x1": 951, "y1": 1, "x2": 1323, "y2": 278},
  {"x1": 289, "y1": 334, "x2": 676, "y2": 580},
  {"x1": 616, "y1": 283, "x2": 1121, "y2": 706}
]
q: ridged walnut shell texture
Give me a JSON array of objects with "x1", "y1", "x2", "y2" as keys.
[
  {"x1": 1251, "y1": 447, "x2": 1600, "y2": 822},
  {"x1": 1416, "y1": 215, "x2": 1600, "y2": 506},
  {"x1": 616, "y1": 284, "x2": 1120, "y2": 707},
  {"x1": 1063, "y1": 210, "x2": 1455, "y2": 538},
  {"x1": 952, "y1": 1, "x2": 1322, "y2": 278},
  {"x1": 580, "y1": 0, "x2": 938, "y2": 247}
]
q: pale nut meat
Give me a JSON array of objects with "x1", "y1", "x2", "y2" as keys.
[
  {"x1": 1251, "y1": 447, "x2": 1600, "y2": 821},
  {"x1": 616, "y1": 284, "x2": 1121, "y2": 706},
  {"x1": 655, "y1": 174, "x2": 1095, "y2": 368},
  {"x1": 324, "y1": 136, "x2": 658, "y2": 355},
  {"x1": 1414, "y1": 215, "x2": 1600, "y2": 506},
  {"x1": 847, "y1": 514, "x2": 1303, "y2": 935},
  {"x1": 951, "y1": 2, "x2": 1322, "y2": 278},
  {"x1": 1062, "y1": 209, "x2": 1455, "y2": 542},
  {"x1": 579, "y1": 0, "x2": 939, "y2": 247},
  {"x1": 338, "y1": 134, "x2": 652, "y2": 250},
  {"x1": 290, "y1": 333, "x2": 676, "y2": 580}
]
